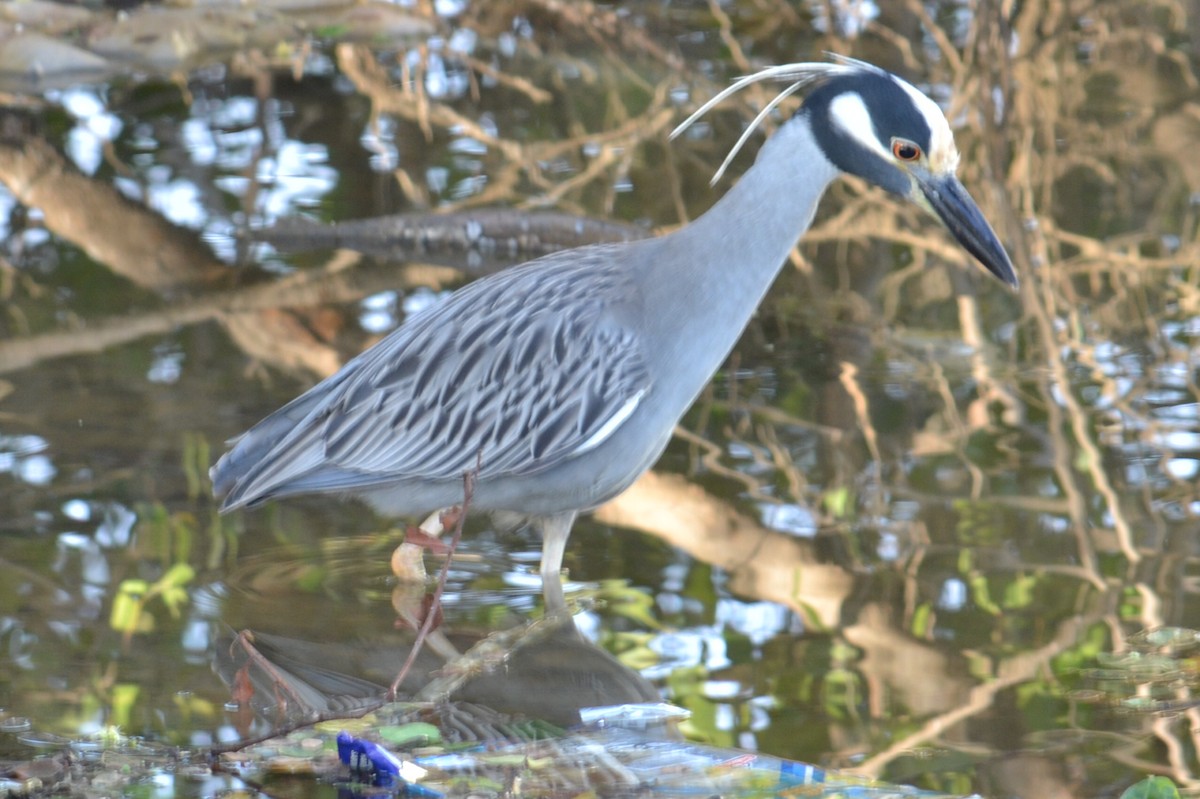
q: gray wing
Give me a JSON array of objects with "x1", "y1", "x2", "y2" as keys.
[{"x1": 212, "y1": 245, "x2": 651, "y2": 510}]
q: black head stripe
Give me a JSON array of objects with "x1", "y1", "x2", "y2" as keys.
[{"x1": 801, "y1": 69, "x2": 933, "y2": 197}]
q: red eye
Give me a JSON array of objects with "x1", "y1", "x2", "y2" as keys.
[{"x1": 892, "y1": 139, "x2": 922, "y2": 161}]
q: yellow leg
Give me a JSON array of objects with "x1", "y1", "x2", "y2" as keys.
[{"x1": 537, "y1": 511, "x2": 577, "y2": 615}]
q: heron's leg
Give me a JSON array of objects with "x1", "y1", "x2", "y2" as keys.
[{"x1": 537, "y1": 511, "x2": 578, "y2": 615}]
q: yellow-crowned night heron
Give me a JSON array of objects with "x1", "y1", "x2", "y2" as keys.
[{"x1": 211, "y1": 58, "x2": 1016, "y2": 612}]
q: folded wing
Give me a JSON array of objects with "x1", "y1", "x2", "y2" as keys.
[{"x1": 211, "y1": 246, "x2": 651, "y2": 510}]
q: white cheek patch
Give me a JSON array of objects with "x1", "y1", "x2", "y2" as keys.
[
  {"x1": 829, "y1": 77, "x2": 962, "y2": 177},
  {"x1": 829, "y1": 92, "x2": 890, "y2": 161},
  {"x1": 894, "y1": 77, "x2": 960, "y2": 174}
]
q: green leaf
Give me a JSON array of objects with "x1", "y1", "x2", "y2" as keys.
[
  {"x1": 912, "y1": 602, "x2": 933, "y2": 637},
  {"x1": 1003, "y1": 573, "x2": 1035, "y2": 609},
  {"x1": 162, "y1": 563, "x2": 196, "y2": 588},
  {"x1": 118, "y1": 579, "x2": 150, "y2": 596},
  {"x1": 109, "y1": 684, "x2": 139, "y2": 730},
  {"x1": 315, "y1": 24, "x2": 349, "y2": 38},
  {"x1": 1120, "y1": 776, "x2": 1181, "y2": 799},
  {"x1": 968, "y1": 573, "x2": 1002, "y2": 616},
  {"x1": 822, "y1": 487, "x2": 851, "y2": 519},
  {"x1": 616, "y1": 643, "x2": 661, "y2": 671},
  {"x1": 110, "y1": 585, "x2": 144, "y2": 634},
  {"x1": 160, "y1": 586, "x2": 190, "y2": 617},
  {"x1": 378, "y1": 723, "x2": 442, "y2": 747},
  {"x1": 600, "y1": 581, "x2": 662, "y2": 629}
]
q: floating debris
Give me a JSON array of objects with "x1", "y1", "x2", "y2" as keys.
[{"x1": 221, "y1": 702, "x2": 970, "y2": 798}]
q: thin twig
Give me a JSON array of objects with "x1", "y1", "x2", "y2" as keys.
[{"x1": 228, "y1": 630, "x2": 311, "y2": 717}]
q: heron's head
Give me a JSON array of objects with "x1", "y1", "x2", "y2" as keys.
[{"x1": 802, "y1": 63, "x2": 1016, "y2": 286}]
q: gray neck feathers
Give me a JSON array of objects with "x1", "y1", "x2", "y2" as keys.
[{"x1": 633, "y1": 114, "x2": 839, "y2": 413}]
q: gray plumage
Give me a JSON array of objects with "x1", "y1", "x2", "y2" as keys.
[
  {"x1": 212, "y1": 58, "x2": 1016, "y2": 612},
  {"x1": 214, "y1": 249, "x2": 649, "y2": 505}
]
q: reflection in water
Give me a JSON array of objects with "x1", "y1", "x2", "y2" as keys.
[
  {"x1": 0, "y1": 0, "x2": 1198, "y2": 796},
  {"x1": 213, "y1": 614, "x2": 659, "y2": 732},
  {"x1": 0, "y1": 433, "x2": 55, "y2": 486}
]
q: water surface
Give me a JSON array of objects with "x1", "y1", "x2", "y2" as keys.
[{"x1": 1, "y1": 1, "x2": 1199, "y2": 796}]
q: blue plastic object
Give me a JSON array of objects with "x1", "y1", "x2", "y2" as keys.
[{"x1": 336, "y1": 731, "x2": 443, "y2": 797}]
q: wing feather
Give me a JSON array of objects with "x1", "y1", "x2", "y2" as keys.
[{"x1": 213, "y1": 245, "x2": 651, "y2": 510}]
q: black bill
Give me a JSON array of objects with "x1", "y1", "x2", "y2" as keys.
[{"x1": 918, "y1": 173, "x2": 1018, "y2": 287}]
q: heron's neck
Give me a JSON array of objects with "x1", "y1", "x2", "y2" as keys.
[{"x1": 639, "y1": 113, "x2": 839, "y2": 398}]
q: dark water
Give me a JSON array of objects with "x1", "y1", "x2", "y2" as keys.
[{"x1": 2, "y1": 1, "x2": 1200, "y2": 796}]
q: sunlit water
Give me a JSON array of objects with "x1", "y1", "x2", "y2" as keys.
[{"x1": 2, "y1": 1, "x2": 1199, "y2": 796}]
